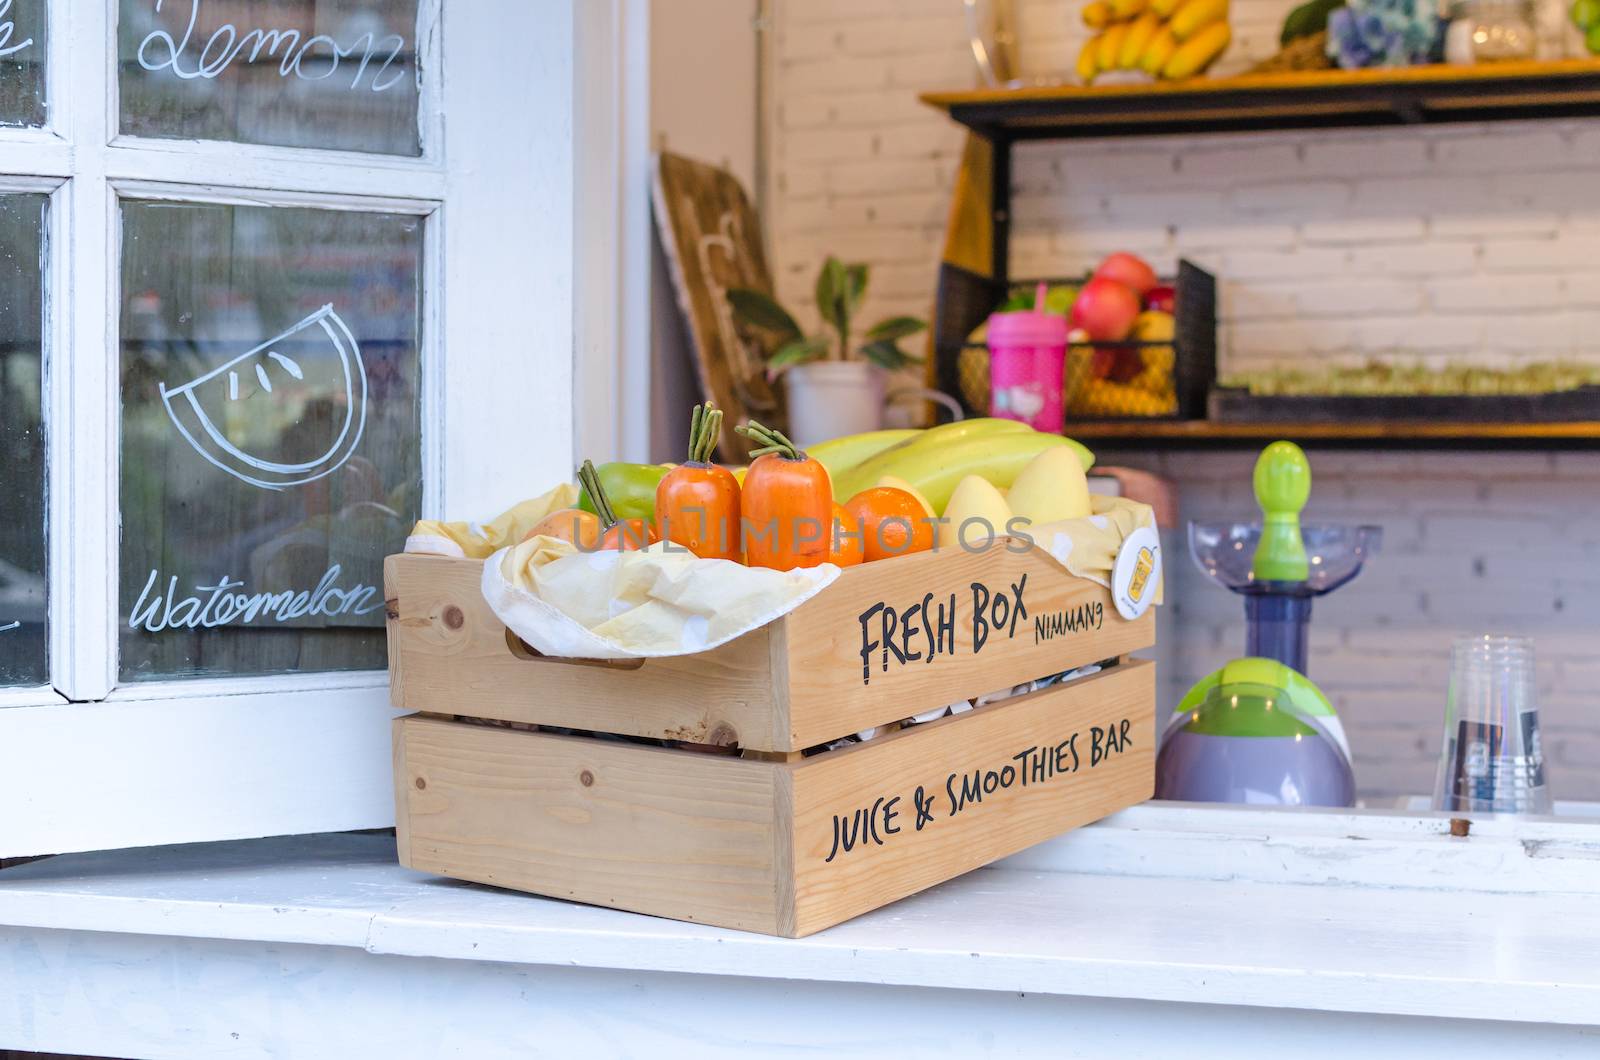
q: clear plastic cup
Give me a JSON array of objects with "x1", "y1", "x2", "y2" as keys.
[{"x1": 1431, "y1": 635, "x2": 1551, "y2": 815}]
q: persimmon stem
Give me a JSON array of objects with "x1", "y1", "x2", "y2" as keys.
[
  {"x1": 685, "y1": 404, "x2": 702, "y2": 464},
  {"x1": 686, "y1": 401, "x2": 722, "y2": 464},
  {"x1": 577, "y1": 460, "x2": 617, "y2": 528},
  {"x1": 736, "y1": 420, "x2": 807, "y2": 461}
]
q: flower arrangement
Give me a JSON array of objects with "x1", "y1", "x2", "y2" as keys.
[{"x1": 1325, "y1": 0, "x2": 1440, "y2": 67}]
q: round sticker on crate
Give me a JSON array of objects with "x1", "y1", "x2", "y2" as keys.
[{"x1": 1111, "y1": 525, "x2": 1161, "y2": 621}]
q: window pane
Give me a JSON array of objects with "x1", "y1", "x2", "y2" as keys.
[
  {"x1": 119, "y1": 200, "x2": 422, "y2": 680},
  {"x1": 0, "y1": 193, "x2": 46, "y2": 686},
  {"x1": 117, "y1": 0, "x2": 421, "y2": 155},
  {"x1": 0, "y1": 0, "x2": 45, "y2": 127}
]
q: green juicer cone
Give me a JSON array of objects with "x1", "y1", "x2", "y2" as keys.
[{"x1": 1251, "y1": 440, "x2": 1311, "y2": 583}]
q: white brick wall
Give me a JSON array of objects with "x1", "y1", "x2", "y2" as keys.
[{"x1": 768, "y1": 0, "x2": 1600, "y2": 802}]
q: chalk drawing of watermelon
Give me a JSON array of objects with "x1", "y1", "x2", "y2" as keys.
[{"x1": 159, "y1": 304, "x2": 368, "y2": 491}]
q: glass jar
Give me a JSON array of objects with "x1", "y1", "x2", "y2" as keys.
[{"x1": 1446, "y1": 0, "x2": 1538, "y2": 61}]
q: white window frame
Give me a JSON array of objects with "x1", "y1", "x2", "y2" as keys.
[{"x1": 1, "y1": 0, "x2": 633, "y2": 856}]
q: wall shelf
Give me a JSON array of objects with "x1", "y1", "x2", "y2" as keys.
[
  {"x1": 1072, "y1": 418, "x2": 1600, "y2": 449},
  {"x1": 922, "y1": 61, "x2": 1600, "y2": 449},
  {"x1": 921, "y1": 59, "x2": 1600, "y2": 140}
]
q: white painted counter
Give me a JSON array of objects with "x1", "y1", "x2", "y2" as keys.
[{"x1": 3, "y1": 805, "x2": 1599, "y2": 1058}]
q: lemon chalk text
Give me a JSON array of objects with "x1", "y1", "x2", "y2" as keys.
[
  {"x1": 135, "y1": 0, "x2": 408, "y2": 92},
  {"x1": 129, "y1": 565, "x2": 383, "y2": 632}
]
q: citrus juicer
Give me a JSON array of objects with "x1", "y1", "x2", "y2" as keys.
[
  {"x1": 1155, "y1": 442, "x2": 1381, "y2": 807},
  {"x1": 1157, "y1": 657, "x2": 1356, "y2": 806},
  {"x1": 1187, "y1": 441, "x2": 1382, "y2": 678}
]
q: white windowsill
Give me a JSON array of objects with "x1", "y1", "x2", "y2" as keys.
[{"x1": 4, "y1": 802, "x2": 1600, "y2": 1029}]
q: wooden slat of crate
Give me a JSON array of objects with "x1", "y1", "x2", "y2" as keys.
[
  {"x1": 775, "y1": 541, "x2": 1154, "y2": 749},
  {"x1": 396, "y1": 716, "x2": 786, "y2": 932},
  {"x1": 385, "y1": 554, "x2": 787, "y2": 749},
  {"x1": 786, "y1": 658, "x2": 1153, "y2": 935},
  {"x1": 394, "y1": 659, "x2": 1154, "y2": 937},
  {"x1": 386, "y1": 544, "x2": 1153, "y2": 753}
]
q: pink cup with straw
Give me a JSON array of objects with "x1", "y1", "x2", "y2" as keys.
[{"x1": 986, "y1": 282, "x2": 1067, "y2": 433}]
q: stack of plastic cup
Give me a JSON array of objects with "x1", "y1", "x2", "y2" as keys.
[{"x1": 1431, "y1": 635, "x2": 1551, "y2": 815}]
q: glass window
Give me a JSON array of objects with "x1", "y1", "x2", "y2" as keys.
[
  {"x1": 0, "y1": 192, "x2": 47, "y2": 687},
  {"x1": 0, "y1": 0, "x2": 45, "y2": 127},
  {"x1": 119, "y1": 199, "x2": 423, "y2": 680},
  {"x1": 117, "y1": 0, "x2": 422, "y2": 156}
]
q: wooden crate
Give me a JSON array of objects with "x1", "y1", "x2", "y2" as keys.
[{"x1": 387, "y1": 540, "x2": 1157, "y2": 937}]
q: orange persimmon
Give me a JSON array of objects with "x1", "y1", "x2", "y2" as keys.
[
  {"x1": 735, "y1": 421, "x2": 832, "y2": 571},
  {"x1": 657, "y1": 402, "x2": 742, "y2": 562},
  {"x1": 844, "y1": 486, "x2": 934, "y2": 563},
  {"x1": 523, "y1": 507, "x2": 602, "y2": 549},
  {"x1": 578, "y1": 459, "x2": 657, "y2": 553},
  {"x1": 597, "y1": 518, "x2": 658, "y2": 551}
]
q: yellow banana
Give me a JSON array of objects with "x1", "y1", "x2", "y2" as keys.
[
  {"x1": 1075, "y1": 378, "x2": 1176, "y2": 417},
  {"x1": 1169, "y1": 0, "x2": 1228, "y2": 40},
  {"x1": 1077, "y1": 35, "x2": 1101, "y2": 83},
  {"x1": 1097, "y1": 21, "x2": 1131, "y2": 71},
  {"x1": 1163, "y1": 19, "x2": 1231, "y2": 77},
  {"x1": 1141, "y1": 25, "x2": 1180, "y2": 74},
  {"x1": 831, "y1": 418, "x2": 1032, "y2": 500},
  {"x1": 1119, "y1": 10, "x2": 1163, "y2": 68},
  {"x1": 1151, "y1": 0, "x2": 1185, "y2": 15},
  {"x1": 1110, "y1": 0, "x2": 1149, "y2": 17},
  {"x1": 805, "y1": 428, "x2": 919, "y2": 479},
  {"x1": 1130, "y1": 345, "x2": 1176, "y2": 395},
  {"x1": 872, "y1": 432, "x2": 1097, "y2": 517},
  {"x1": 895, "y1": 416, "x2": 1031, "y2": 447},
  {"x1": 1082, "y1": 0, "x2": 1113, "y2": 28},
  {"x1": 1140, "y1": 344, "x2": 1176, "y2": 373}
]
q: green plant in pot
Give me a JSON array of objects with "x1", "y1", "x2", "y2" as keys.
[{"x1": 728, "y1": 256, "x2": 927, "y2": 446}]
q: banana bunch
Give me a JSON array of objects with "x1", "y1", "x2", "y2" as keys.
[
  {"x1": 822, "y1": 419, "x2": 1095, "y2": 517},
  {"x1": 1078, "y1": 0, "x2": 1231, "y2": 84},
  {"x1": 1064, "y1": 312, "x2": 1179, "y2": 418}
]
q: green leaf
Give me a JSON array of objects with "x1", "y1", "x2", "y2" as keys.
[
  {"x1": 865, "y1": 315, "x2": 927, "y2": 343},
  {"x1": 814, "y1": 257, "x2": 848, "y2": 334},
  {"x1": 727, "y1": 288, "x2": 802, "y2": 343},
  {"x1": 767, "y1": 335, "x2": 829, "y2": 377},
  {"x1": 844, "y1": 264, "x2": 869, "y2": 315},
  {"x1": 859, "y1": 340, "x2": 923, "y2": 372},
  {"x1": 1280, "y1": 0, "x2": 1342, "y2": 43}
]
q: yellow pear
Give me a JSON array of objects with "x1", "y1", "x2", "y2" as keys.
[
  {"x1": 939, "y1": 475, "x2": 1014, "y2": 551},
  {"x1": 876, "y1": 474, "x2": 936, "y2": 518},
  {"x1": 1006, "y1": 445, "x2": 1092, "y2": 528}
]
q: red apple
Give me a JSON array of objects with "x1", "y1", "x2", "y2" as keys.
[
  {"x1": 1070, "y1": 277, "x2": 1142, "y2": 341},
  {"x1": 1144, "y1": 285, "x2": 1176, "y2": 314},
  {"x1": 1093, "y1": 253, "x2": 1159, "y2": 297}
]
